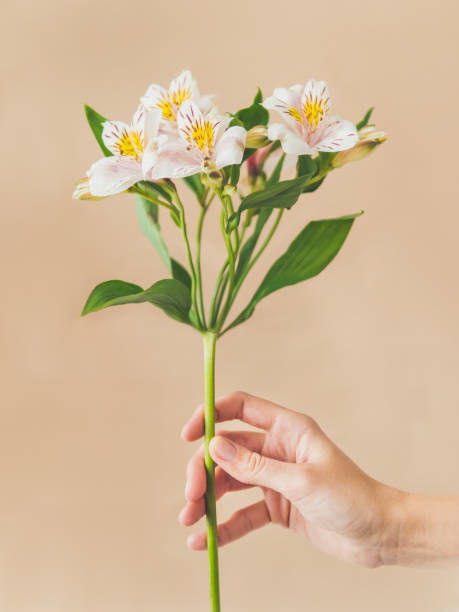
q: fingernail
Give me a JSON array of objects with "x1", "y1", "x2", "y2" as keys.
[{"x1": 212, "y1": 437, "x2": 237, "y2": 462}]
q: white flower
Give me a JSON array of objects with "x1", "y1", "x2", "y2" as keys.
[
  {"x1": 263, "y1": 79, "x2": 358, "y2": 155},
  {"x1": 151, "y1": 101, "x2": 247, "y2": 180},
  {"x1": 87, "y1": 106, "x2": 166, "y2": 197},
  {"x1": 140, "y1": 70, "x2": 214, "y2": 125}
]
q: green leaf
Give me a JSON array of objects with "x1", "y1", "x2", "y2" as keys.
[
  {"x1": 233, "y1": 88, "x2": 269, "y2": 131},
  {"x1": 81, "y1": 278, "x2": 192, "y2": 324},
  {"x1": 84, "y1": 104, "x2": 112, "y2": 157},
  {"x1": 136, "y1": 195, "x2": 170, "y2": 269},
  {"x1": 318, "y1": 151, "x2": 337, "y2": 173},
  {"x1": 234, "y1": 208, "x2": 273, "y2": 281},
  {"x1": 302, "y1": 177, "x2": 325, "y2": 193},
  {"x1": 183, "y1": 174, "x2": 205, "y2": 202},
  {"x1": 225, "y1": 211, "x2": 363, "y2": 332},
  {"x1": 297, "y1": 155, "x2": 317, "y2": 179},
  {"x1": 266, "y1": 153, "x2": 286, "y2": 187},
  {"x1": 134, "y1": 180, "x2": 172, "y2": 203},
  {"x1": 228, "y1": 175, "x2": 310, "y2": 231},
  {"x1": 356, "y1": 107, "x2": 374, "y2": 131},
  {"x1": 135, "y1": 195, "x2": 191, "y2": 289}
]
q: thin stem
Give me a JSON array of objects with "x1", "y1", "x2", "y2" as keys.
[
  {"x1": 173, "y1": 193, "x2": 204, "y2": 330},
  {"x1": 216, "y1": 206, "x2": 236, "y2": 331},
  {"x1": 209, "y1": 261, "x2": 228, "y2": 328},
  {"x1": 220, "y1": 209, "x2": 285, "y2": 335},
  {"x1": 212, "y1": 271, "x2": 229, "y2": 326},
  {"x1": 202, "y1": 331, "x2": 220, "y2": 612},
  {"x1": 196, "y1": 204, "x2": 208, "y2": 328}
]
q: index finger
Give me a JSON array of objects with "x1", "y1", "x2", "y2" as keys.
[{"x1": 181, "y1": 391, "x2": 288, "y2": 441}]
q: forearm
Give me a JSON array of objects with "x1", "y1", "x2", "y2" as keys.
[{"x1": 381, "y1": 490, "x2": 459, "y2": 568}]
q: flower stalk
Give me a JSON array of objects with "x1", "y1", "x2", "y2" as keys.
[{"x1": 202, "y1": 331, "x2": 220, "y2": 612}]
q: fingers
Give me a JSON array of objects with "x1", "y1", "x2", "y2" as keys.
[
  {"x1": 180, "y1": 465, "x2": 252, "y2": 526},
  {"x1": 180, "y1": 431, "x2": 266, "y2": 527},
  {"x1": 181, "y1": 391, "x2": 289, "y2": 441},
  {"x1": 187, "y1": 500, "x2": 270, "y2": 550},
  {"x1": 210, "y1": 436, "x2": 307, "y2": 500}
]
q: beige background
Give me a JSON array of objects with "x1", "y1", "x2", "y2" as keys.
[{"x1": 1, "y1": 0, "x2": 459, "y2": 610}]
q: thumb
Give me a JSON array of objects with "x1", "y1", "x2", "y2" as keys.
[{"x1": 209, "y1": 436, "x2": 306, "y2": 499}]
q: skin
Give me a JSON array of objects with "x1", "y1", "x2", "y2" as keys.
[{"x1": 180, "y1": 391, "x2": 459, "y2": 569}]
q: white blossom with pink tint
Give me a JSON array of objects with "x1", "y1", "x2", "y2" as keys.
[
  {"x1": 86, "y1": 106, "x2": 166, "y2": 197},
  {"x1": 151, "y1": 101, "x2": 247, "y2": 180},
  {"x1": 263, "y1": 80, "x2": 358, "y2": 155},
  {"x1": 141, "y1": 70, "x2": 214, "y2": 126}
]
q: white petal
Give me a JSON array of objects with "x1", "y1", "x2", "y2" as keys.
[
  {"x1": 101, "y1": 120, "x2": 132, "y2": 156},
  {"x1": 151, "y1": 144, "x2": 202, "y2": 179},
  {"x1": 144, "y1": 109, "x2": 162, "y2": 143},
  {"x1": 302, "y1": 79, "x2": 330, "y2": 110},
  {"x1": 169, "y1": 69, "x2": 193, "y2": 102},
  {"x1": 87, "y1": 157, "x2": 142, "y2": 197},
  {"x1": 140, "y1": 83, "x2": 168, "y2": 110},
  {"x1": 197, "y1": 93, "x2": 216, "y2": 114},
  {"x1": 142, "y1": 141, "x2": 159, "y2": 177},
  {"x1": 177, "y1": 100, "x2": 204, "y2": 143},
  {"x1": 131, "y1": 104, "x2": 146, "y2": 133},
  {"x1": 214, "y1": 126, "x2": 247, "y2": 168},
  {"x1": 313, "y1": 118, "x2": 358, "y2": 152},
  {"x1": 262, "y1": 86, "x2": 303, "y2": 125},
  {"x1": 267, "y1": 123, "x2": 314, "y2": 155}
]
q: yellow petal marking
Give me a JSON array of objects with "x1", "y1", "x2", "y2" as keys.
[
  {"x1": 288, "y1": 107, "x2": 303, "y2": 124},
  {"x1": 157, "y1": 86, "x2": 193, "y2": 123},
  {"x1": 303, "y1": 95, "x2": 329, "y2": 132},
  {"x1": 183, "y1": 118, "x2": 214, "y2": 154},
  {"x1": 157, "y1": 99, "x2": 177, "y2": 123},
  {"x1": 116, "y1": 130, "x2": 143, "y2": 159}
]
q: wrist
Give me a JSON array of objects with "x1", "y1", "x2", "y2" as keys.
[{"x1": 377, "y1": 488, "x2": 459, "y2": 568}]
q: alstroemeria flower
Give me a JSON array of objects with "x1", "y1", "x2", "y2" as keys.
[
  {"x1": 151, "y1": 101, "x2": 246, "y2": 180},
  {"x1": 87, "y1": 106, "x2": 166, "y2": 197},
  {"x1": 263, "y1": 80, "x2": 358, "y2": 155},
  {"x1": 141, "y1": 70, "x2": 214, "y2": 125}
]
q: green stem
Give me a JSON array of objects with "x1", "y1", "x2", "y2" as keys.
[
  {"x1": 202, "y1": 331, "x2": 220, "y2": 612},
  {"x1": 174, "y1": 194, "x2": 203, "y2": 329},
  {"x1": 209, "y1": 262, "x2": 228, "y2": 328},
  {"x1": 220, "y1": 209, "x2": 284, "y2": 335},
  {"x1": 216, "y1": 207, "x2": 236, "y2": 331},
  {"x1": 196, "y1": 204, "x2": 208, "y2": 328}
]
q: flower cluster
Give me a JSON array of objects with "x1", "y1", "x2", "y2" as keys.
[
  {"x1": 74, "y1": 70, "x2": 385, "y2": 201},
  {"x1": 82, "y1": 71, "x2": 247, "y2": 197}
]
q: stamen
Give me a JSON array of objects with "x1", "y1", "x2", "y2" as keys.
[
  {"x1": 116, "y1": 129, "x2": 142, "y2": 159},
  {"x1": 303, "y1": 95, "x2": 329, "y2": 132}
]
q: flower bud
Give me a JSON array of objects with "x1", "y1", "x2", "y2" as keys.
[
  {"x1": 332, "y1": 125, "x2": 386, "y2": 168},
  {"x1": 245, "y1": 125, "x2": 270, "y2": 149},
  {"x1": 223, "y1": 184, "x2": 236, "y2": 196},
  {"x1": 72, "y1": 178, "x2": 105, "y2": 200},
  {"x1": 201, "y1": 162, "x2": 224, "y2": 188}
]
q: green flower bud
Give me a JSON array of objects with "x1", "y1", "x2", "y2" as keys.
[
  {"x1": 332, "y1": 125, "x2": 387, "y2": 168},
  {"x1": 245, "y1": 125, "x2": 270, "y2": 149}
]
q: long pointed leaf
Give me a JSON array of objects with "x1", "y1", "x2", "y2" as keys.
[
  {"x1": 81, "y1": 278, "x2": 192, "y2": 324},
  {"x1": 225, "y1": 211, "x2": 363, "y2": 332},
  {"x1": 84, "y1": 104, "x2": 111, "y2": 157},
  {"x1": 135, "y1": 195, "x2": 191, "y2": 289}
]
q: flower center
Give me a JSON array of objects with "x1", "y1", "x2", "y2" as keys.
[
  {"x1": 182, "y1": 118, "x2": 214, "y2": 155},
  {"x1": 303, "y1": 97, "x2": 329, "y2": 132},
  {"x1": 116, "y1": 130, "x2": 143, "y2": 160},
  {"x1": 157, "y1": 86, "x2": 193, "y2": 123}
]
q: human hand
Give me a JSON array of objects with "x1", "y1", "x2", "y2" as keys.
[{"x1": 179, "y1": 391, "x2": 404, "y2": 568}]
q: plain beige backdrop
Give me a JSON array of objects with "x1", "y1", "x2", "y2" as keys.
[{"x1": 1, "y1": 0, "x2": 459, "y2": 610}]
